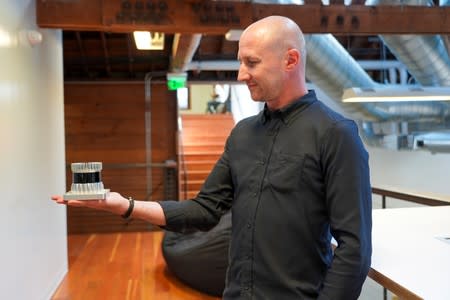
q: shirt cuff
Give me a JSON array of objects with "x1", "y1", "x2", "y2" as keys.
[{"x1": 158, "y1": 200, "x2": 189, "y2": 231}]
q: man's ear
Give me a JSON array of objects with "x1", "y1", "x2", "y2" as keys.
[{"x1": 285, "y1": 49, "x2": 300, "y2": 70}]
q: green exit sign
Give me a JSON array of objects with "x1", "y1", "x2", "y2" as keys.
[{"x1": 167, "y1": 72, "x2": 187, "y2": 90}]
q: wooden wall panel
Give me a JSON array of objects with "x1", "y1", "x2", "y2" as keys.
[
  {"x1": 150, "y1": 85, "x2": 179, "y2": 162},
  {"x1": 64, "y1": 82, "x2": 178, "y2": 233}
]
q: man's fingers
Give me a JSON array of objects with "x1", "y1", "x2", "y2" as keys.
[
  {"x1": 67, "y1": 200, "x2": 87, "y2": 207},
  {"x1": 51, "y1": 195, "x2": 67, "y2": 204}
]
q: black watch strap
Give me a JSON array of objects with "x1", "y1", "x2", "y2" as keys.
[{"x1": 121, "y1": 197, "x2": 134, "y2": 219}]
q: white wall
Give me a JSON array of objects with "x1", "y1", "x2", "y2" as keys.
[
  {"x1": 0, "y1": 1, "x2": 67, "y2": 299},
  {"x1": 181, "y1": 84, "x2": 214, "y2": 114},
  {"x1": 368, "y1": 147, "x2": 450, "y2": 195}
]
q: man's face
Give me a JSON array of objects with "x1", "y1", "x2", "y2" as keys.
[{"x1": 237, "y1": 30, "x2": 285, "y2": 104}]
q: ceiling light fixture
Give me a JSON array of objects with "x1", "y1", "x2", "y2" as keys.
[
  {"x1": 133, "y1": 31, "x2": 165, "y2": 50},
  {"x1": 225, "y1": 29, "x2": 243, "y2": 41},
  {"x1": 342, "y1": 86, "x2": 450, "y2": 102}
]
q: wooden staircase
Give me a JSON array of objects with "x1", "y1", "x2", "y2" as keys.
[{"x1": 178, "y1": 114, "x2": 235, "y2": 200}]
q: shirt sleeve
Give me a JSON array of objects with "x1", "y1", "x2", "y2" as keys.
[
  {"x1": 159, "y1": 138, "x2": 234, "y2": 232},
  {"x1": 318, "y1": 120, "x2": 372, "y2": 300}
]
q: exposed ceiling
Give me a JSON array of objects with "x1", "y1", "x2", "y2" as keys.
[
  {"x1": 62, "y1": 31, "x2": 241, "y2": 81},
  {"x1": 35, "y1": 0, "x2": 447, "y2": 83},
  {"x1": 39, "y1": 0, "x2": 450, "y2": 153},
  {"x1": 62, "y1": 30, "x2": 392, "y2": 82}
]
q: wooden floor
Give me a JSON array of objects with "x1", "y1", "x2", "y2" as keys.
[{"x1": 51, "y1": 230, "x2": 221, "y2": 300}]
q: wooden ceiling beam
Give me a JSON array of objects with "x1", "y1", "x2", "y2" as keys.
[
  {"x1": 37, "y1": 0, "x2": 450, "y2": 35},
  {"x1": 170, "y1": 34, "x2": 202, "y2": 72},
  {"x1": 126, "y1": 33, "x2": 134, "y2": 76},
  {"x1": 74, "y1": 31, "x2": 90, "y2": 77},
  {"x1": 100, "y1": 32, "x2": 112, "y2": 76}
]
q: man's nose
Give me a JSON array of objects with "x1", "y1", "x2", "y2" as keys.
[{"x1": 237, "y1": 65, "x2": 249, "y2": 82}]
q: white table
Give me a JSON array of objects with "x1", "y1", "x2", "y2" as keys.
[{"x1": 369, "y1": 206, "x2": 450, "y2": 300}]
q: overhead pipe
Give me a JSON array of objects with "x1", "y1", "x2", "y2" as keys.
[
  {"x1": 187, "y1": 59, "x2": 407, "y2": 72},
  {"x1": 190, "y1": 0, "x2": 450, "y2": 151},
  {"x1": 244, "y1": 0, "x2": 450, "y2": 124},
  {"x1": 303, "y1": 34, "x2": 450, "y2": 122},
  {"x1": 441, "y1": 0, "x2": 450, "y2": 56},
  {"x1": 361, "y1": 0, "x2": 450, "y2": 150},
  {"x1": 365, "y1": 0, "x2": 450, "y2": 87}
]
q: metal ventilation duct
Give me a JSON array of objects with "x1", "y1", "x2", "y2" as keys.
[
  {"x1": 365, "y1": 0, "x2": 450, "y2": 86},
  {"x1": 192, "y1": 0, "x2": 450, "y2": 152},
  {"x1": 304, "y1": 35, "x2": 450, "y2": 123},
  {"x1": 262, "y1": 0, "x2": 450, "y2": 152},
  {"x1": 360, "y1": 0, "x2": 450, "y2": 151},
  {"x1": 439, "y1": 0, "x2": 450, "y2": 56},
  {"x1": 249, "y1": 0, "x2": 450, "y2": 125}
]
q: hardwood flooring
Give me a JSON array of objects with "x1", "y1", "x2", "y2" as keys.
[{"x1": 51, "y1": 230, "x2": 221, "y2": 300}]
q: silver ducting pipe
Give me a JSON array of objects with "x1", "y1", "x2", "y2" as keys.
[
  {"x1": 248, "y1": 0, "x2": 450, "y2": 124},
  {"x1": 187, "y1": 60, "x2": 240, "y2": 71},
  {"x1": 304, "y1": 34, "x2": 450, "y2": 122},
  {"x1": 441, "y1": 0, "x2": 450, "y2": 56},
  {"x1": 221, "y1": 0, "x2": 450, "y2": 151},
  {"x1": 187, "y1": 60, "x2": 406, "y2": 73},
  {"x1": 304, "y1": 34, "x2": 379, "y2": 120},
  {"x1": 361, "y1": 0, "x2": 450, "y2": 150},
  {"x1": 358, "y1": 60, "x2": 408, "y2": 84},
  {"x1": 365, "y1": 0, "x2": 450, "y2": 86}
]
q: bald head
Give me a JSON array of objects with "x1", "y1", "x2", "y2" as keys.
[
  {"x1": 241, "y1": 16, "x2": 306, "y2": 66},
  {"x1": 237, "y1": 16, "x2": 308, "y2": 109}
]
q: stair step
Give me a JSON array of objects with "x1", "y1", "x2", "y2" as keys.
[
  {"x1": 181, "y1": 144, "x2": 225, "y2": 153},
  {"x1": 177, "y1": 190, "x2": 199, "y2": 200},
  {"x1": 181, "y1": 180, "x2": 204, "y2": 190},
  {"x1": 183, "y1": 159, "x2": 218, "y2": 165},
  {"x1": 178, "y1": 114, "x2": 234, "y2": 200},
  {"x1": 179, "y1": 162, "x2": 220, "y2": 174},
  {"x1": 180, "y1": 155, "x2": 221, "y2": 163},
  {"x1": 181, "y1": 162, "x2": 217, "y2": 172},
  {"x1": 181, "y1": 136, "x2": 229, "y2": 144},
  {"x1": 180, "y1": 150, "x2": 223, "y2": 157},
  {"x1": 180, "y1": 114, "x2": 235, "y2": 121},
  {"x1": 180, "y1": 170, "x2": 210, "y2": 181}
]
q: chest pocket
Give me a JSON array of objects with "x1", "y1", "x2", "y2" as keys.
[{"x1": 267, "y1": 152, "x2": 304, "y2": 193}]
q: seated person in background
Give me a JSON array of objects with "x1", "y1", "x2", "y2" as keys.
[{"x1": 206, "y1": 93, "x2": 222, "y2": 113}]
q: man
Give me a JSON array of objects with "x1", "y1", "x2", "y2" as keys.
[{"x1": 53, "y1": 16, "x2": 372, "y2": 299}]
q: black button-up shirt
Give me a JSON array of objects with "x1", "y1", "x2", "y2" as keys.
[{"x1": 160, "y1": 90, "x2": 372, "y2": 299}]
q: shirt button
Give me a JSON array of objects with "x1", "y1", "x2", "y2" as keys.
[
  {"x1": 253, "y1": 192, "x2": 257, "y2": 197},
  {"x1": 247, "y1": 222, "x2": 251, "y2": 229},
  {"x1": 260, "y1": 160, "x2": 265, "y2": 165}
]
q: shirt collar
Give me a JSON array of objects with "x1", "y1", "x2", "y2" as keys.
[{"x1": 261, "y1": 90, "x2": 317, "y2": 125}]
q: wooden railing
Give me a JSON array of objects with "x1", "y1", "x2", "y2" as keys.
[{"x1": 372, "y1": 186, "x2": 450, "y2": 208}]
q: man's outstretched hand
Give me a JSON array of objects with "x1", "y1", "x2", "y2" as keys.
[
  {"x1": 51, "y1": 192, "x2": 166, "y2": 225},
  {"x1": 51, "y1": 192, "x2": 128, "y2": 215}
]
